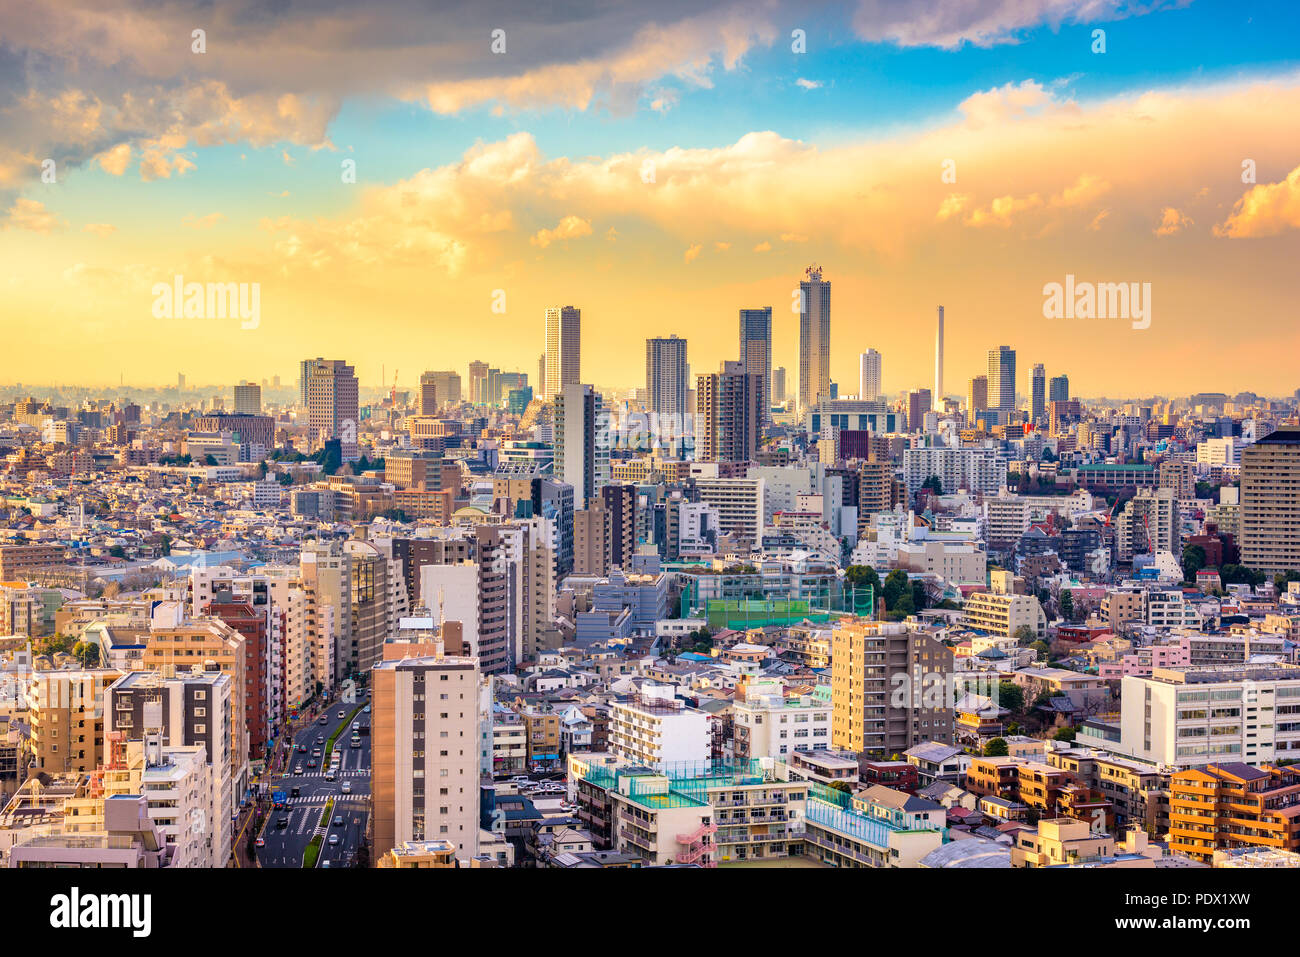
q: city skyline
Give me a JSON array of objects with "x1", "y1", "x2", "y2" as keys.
[{"x1": 1, "y1": 3, "x2": 1298, "y2": 394}]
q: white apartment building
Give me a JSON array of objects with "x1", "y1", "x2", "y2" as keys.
[
  {"x1": 695, "y1": 477, "x2": 766, "y2": 547},
  {"x1": 903, "y1": 446, "x2": 1002, "y2": 500},
  {"x1": 1146, "y1": 590, "x2": 1203, "y2": 629},
  {"x1": 732, "y1": 678, "x2": 832, "y2": 760},
  {"x1": 1119, "y1": 666, "x2": 1300, "y2": 767},
  {"x1": 608, "y1": 681, "x2": 710, "y2": 766},
  {"x1": 895, "y1": 540, "x2": 987, "y2": 585}
]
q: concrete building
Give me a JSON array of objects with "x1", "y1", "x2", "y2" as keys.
[
  {"x1": 859, "y1": 349, "x2": 882, "y2": 402},
  {"x1": 1240, "y1": 427, "x2": 1300, "y2": 574},
  {"x1": 960, "y1": 592, "x2": 1047, "y2": 641},
  {"x1": 645, "y1": 335, "x2": 689, "y2": 419},
  {"x1": 544, "y1": 306, "x2": 581, "y2": 401},
  {"x1": 696, "y1": 360, "x2": 761, "y2": 464},
  {"x1": 738, "y1": 308, "x2": 772, "y2": 423},
  {"x1": 608, "y1": 682, "x2": 710, "y2": 766},
  {"x1": 798, "y1": 264, "x2": 831, "y2": 412}
]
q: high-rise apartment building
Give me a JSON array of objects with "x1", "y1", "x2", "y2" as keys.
[
  {"x1": 544, "y1": 306, "x2": 581, "y2": 401},
  {"x1": 372, "y1": 648, "x2": 481, "y2": 862},
  {"x1": 772, "y1": 367, "x2": 787, "y2": 404},
  {"x1": 467, "y1": 360, "x2": 488, "y2": 404},
  {"x1": 859, "y1": 349, "x2": 882, "y2": 401},
  {"x1": 1240, "y1": 427, "x2": 1300, "y2": 574},
  {"x1": 1116, "y1": 487, "x2": 1180, "y2": 562},
  {"x1": 233, "y1": 381, "x2": 261, "y2": 414},
  {"x1": 798, "y1": 265, "x2": 831, "y2": 412},
  {"x1": 831, "y1": 619, "x2": 953, "y2": 759},
  {"x1": 28, "y1": 669, "x2": 124, "y2": 774},
  {"x1": 987, "y1": 345, "x2": 1016, "y2": 414},
  {"x1": 1031, "y1": 363, "x2": 1046, "y2": 424},
  {"x1": 695, "y1": 360, "x2": 761, "y2": 464},
  {"x1": 1049, "y1": 374, "x2": 1070, "y2": 403},
  {"x1": 645, "y1": 335, "x2": 689, "y2": 418},
  {"x1": 301, "y1": 357, "x2": 359, "y2": 459},
  {"x1": 738, "y1": 307, "x2": 772, "y2": 423},
  {"x1": 555, "y1": 383, "x2": 609, "y2": 509}
]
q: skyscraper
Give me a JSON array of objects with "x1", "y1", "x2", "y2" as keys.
[
  {"x1": 967, "y1": 375, "x2": 988, "y2": 426},
  {"x1": 419, "y1": 371, "x2": 461, "y2": 414},
  {"x1": 907, "y1": 389, "x2": 932, "y2": 433},
  {"x1": 859, "y1": 350, "x2": 882, "y2": 401},
  {"x1": 1031, "y1": 364, "x2": 1046, "y2": 424},
  {"x1": 798, "y1": 265, "x2": 831, "y2": 413},
  {"x1": 544, "y1": 306, "x2": 581, "y2": 401},
  {"x1": 554, "y1": 383, "x2": 609, "y2": 509},
  {"x1": 772, "y1": 367, "x2": 787, "y2": 404},
  {"x1": 537, "y1": 353, "x2": 546, "y2": 399},
  {"x1": 738, "y1": 307, "x2": 772, "y2": 424},
  {"x1": 234, "y1": 381, "x2": 261, "y2": 414},
  {"x1": 467, "y1": 360, "x2": 488, "y2": 404},
  {"x1": 301, "y1": 358, "x2": 359, "y2": 459},
  {"x1": 987, "y1": 345, "x2": 1016, "y2": 414},
  {"x1": 933, "y1": 306, "x2": 944, "y2": 411},
  {"x1": 1049, "y1": 374, "x2": 1070, "y2": 403},
  {"x1": 645, "y1": 335, "x2": 689, "y2": 418},
  {"x1": 695, "y1": 360, "x2": 761, "y2": 463}
]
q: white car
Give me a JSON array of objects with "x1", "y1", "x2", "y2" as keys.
[
  {"x1": 341, "y1": 781, "x2": 352, "y2": 794},
  {"x1": 329, "y1": 834, "x2": 340, "y2": 846}
]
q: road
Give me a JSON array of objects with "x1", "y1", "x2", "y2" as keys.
[{"x1": 255, "y1": 691, "x2": 372, "y2": 868}]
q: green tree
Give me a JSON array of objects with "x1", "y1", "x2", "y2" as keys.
[
  {"x1": 1181, "y1": 544, "x2": 1207, "y2": 584},
  {"x1": 1013, "y1": 625, "x2": 1037, "y2": 646},
  {"x1": 921, "y1": 475, "x2": 944, "y2": 496},
  {"x1": 204, "y1": 454, "x2": 218, "y2": 466},
  {"x1": 881, "y1": 569, "x2": 910, "y2": 610},
  {"x1": 1059, "y1": 590, "x2": 1074, "y2": 622},
  {"x1": 997, "y1": 681, "x2": 1025, "y2": 713},
  {"x1": 1053, "y1": 727, "x2": 1078, "y2": 742},
  {"x1": 845, "y1": 565, "x2": 881, "y2": 594},
  {"x1": 1030, "y1": 640, "x2": 1051, "y2": 661},
  {"x1": 983, "y1": 738, "x2": 1009, "y2": 757}
]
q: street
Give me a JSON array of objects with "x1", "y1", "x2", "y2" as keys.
[{"x1": 253, "y1": 691, "x2": 373, "y2": 869}]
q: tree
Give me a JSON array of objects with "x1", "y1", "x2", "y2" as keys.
[
  {"x1": 881, "y1": 569, "x2": 910, "y2": 610},
  {"x1": 845, "y1": 565, "x2": 881, "y2": 595},
  {"x1": 204, "y1": 454, "x2": 219, "y2": 466},
  {"x1": 1059, "y1": 590, "x2": 1074, "y2": 622},
  {"x1": 983, "y1": 738, "x2": 1009, "y2": 757},
  {"x1": 1181, "y1": 544, "x2": 1207, "y2": 584},
  {"x1": 71, "y1": 641, "x2": 100, "y2": 667},
  {"x1": 997, "y1": 681, "x2": 1025, "y2": 714},
  {"x1": 1013, "y1": 625, "x2": 1037, "y2": 647},
  {"x1": 921, "y1": 475, "x2": 944, "y2": 496},
  {"x1": 829, "y1": 780, "x2": 854, "y2": 794},
  {"x1": 1053, "y1": 727, "x2": 1078, "y2": 742},
  {"x1": 1030, "y1": 640, "x2": 1051, "y2": 661}
]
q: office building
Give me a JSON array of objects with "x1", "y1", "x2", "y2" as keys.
[
  {"x1": 772, "y1": 367, "x2": 786, "y2": 404},
  {"x1": 987, "y1": 345, "x2": 1016, "y2": 414},
  {"x1": 1030, "y1": 364, "x2": 1045, "y2": 424},
  {"x1": 301, "y1": 357, "x2": 359, "y2": 459},
  {"x1": 798, "y1": 265, "x2": 831, "y2": 412},
  {"x1": 419, "y1": 370, "x2": 461, "y2": 413},
  {"x1": 1049, "y1": 375, "x2": 1070, "y2": 403},
  {"x1": 738, "y1": 307, "x2": 772, "y2": 423},
  {"x1": 907, "y1": 389, "x2": 932, "y2": 433},
  {"x1": 967, "y1": 376, "x2": 988, "y2": 426},
  {"x1": 544, "y1": 306, "x2": 581, "y2": 401},
  {"x1": 467, "y1": 360, "x2": 489, "y2": 404}
]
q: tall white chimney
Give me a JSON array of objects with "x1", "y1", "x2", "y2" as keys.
[{"x1": 934, "y1": 306, "x2": 944, "y2": 411}]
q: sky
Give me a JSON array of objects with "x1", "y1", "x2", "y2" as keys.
[{"x1": 2, "y1": 0, "x2": 1299, "y2": 399}]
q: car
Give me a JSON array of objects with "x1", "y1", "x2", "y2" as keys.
[
  {"x1": 318, "y1": 716, "x2": 327, "y2": 725},
  {"x1": 316, "y1": 736, "x2": 324, "y2": 744},
  {"x1": 297, "y1": 744, "x2": 307, "y2": 753},
  {"x1": 333, "y1": 816, "x2": 344, "y2": 827},
  {"x1": 276, "y1": 817, "x2": 289, "y2": 829},
  {"x1": 363, "y1": 705, "x2": 371, "y2": 714},
  {"x1": 341, "y1": 781, "x2": 352, "y2": 794},
  {"x1": 294, "y1": 765, "x2": 303, "y2": 774},
  {"x1": 290, "y1": 786, "x2": 301, "y2": 797},
  {"x1": 328, "y1": 834, "x2": 340, "y2": 846},
  {"x1": 337, "y1": 710, "x2": 345, "y2": 718},
  {"x1": 311, "y1": 748, "x2": 322, "y2": 757},
  {"x1": 320, "y1": 860, "x2": 331, "y2": 868},
  {"x1": 325, "y1": 770, "x2": 336, "y2": 781},
  {"x1": 307, "y1": 759, "x2": 317, "y2": 769},
  {"x1": 273, "y1": 800, "x2": 286, "y2": 810},
  {"x1": 255, "y1": 837, "x2": 265, "y2": 847},
  {"x1": 352, "y1": 721, "x2": 360, "y2": 731}
]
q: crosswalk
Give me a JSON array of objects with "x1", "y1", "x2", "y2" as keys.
[
  {"x1": 286, "y1": 769, "x2": 369, "y2": 779},
  {"x1": 282, "y1": 795, "x2": 371, "y2": 807}
]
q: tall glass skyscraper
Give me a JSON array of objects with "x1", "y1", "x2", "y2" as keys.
[
  {"x1": 738, "y1": 307, "x2": 772, "y2": 424},
  {"x1": 544, "y1": 306, "x2": 581, "y2": 401},
  {"x1": 987, "y1": 345, "x2": 1016, "y2": 414},
  {"x1": 799, "y1": 265, "x2": 831, "y2": 413}
]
